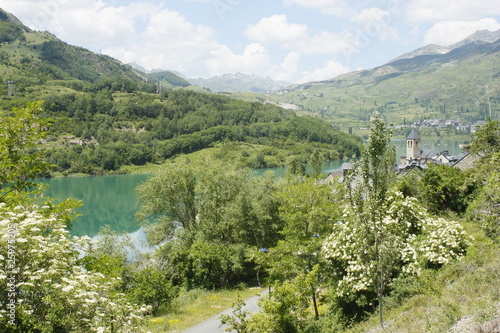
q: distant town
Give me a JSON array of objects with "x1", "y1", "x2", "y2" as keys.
[{"x1": 393, "y1": 119, "x2": 488, "y2": 133}]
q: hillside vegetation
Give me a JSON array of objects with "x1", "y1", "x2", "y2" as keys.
[
  {"x1": 0, "y1": 8, "x2": 361, "y2": 175},
  {"x1": 266, "y1": 39, "x2": 500, "y2": 129},
  {"x1": 1, "y1": 101, "x2": 498, "y2": 333},
  {"x1": 40, "y1": 88, "x2": 361, "y2": 175}
]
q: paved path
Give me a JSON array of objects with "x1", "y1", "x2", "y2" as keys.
[{"x1": 182, "y1": 289, "x2": 269, "y2": 333}]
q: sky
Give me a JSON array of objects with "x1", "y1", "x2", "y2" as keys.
[{"x1": 0, "y1": 0, "x2": 499, "y2": 83}]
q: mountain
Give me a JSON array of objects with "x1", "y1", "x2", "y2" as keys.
[
  {"x1": 391, "y1": 29, "x2": 500, "y2": 62},
  {"x1": 0, "y1": 8, "x2": 145, "y2": 86},
  {"x1": 189, "y1": 73, "x2": 291, "y2": 93},
  {"x1": 126, "y1": 64, "x2": 285, "y2": 92},
  {"x1": 449, "y1": 29, "x2": 500, "y2": 49},
  {"x1": 266, "y1": 30, "x2": 500, "y2": 129},
  {"x1": 128, "y1": 63, "x2": 191, "y2": 88},
  {"x1": 0, "y1": 7, "x2": 361, "y2": 176},
  {"x1": 390, "y1": 44, "x2": 450, "y2": 62}
]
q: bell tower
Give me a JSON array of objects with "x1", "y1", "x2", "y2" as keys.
[{"x1": 406, "y1": 129, "x2": 421, "y2": 160}]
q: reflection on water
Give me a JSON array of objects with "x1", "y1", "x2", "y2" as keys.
[{"x1": 90, "y1": 227, "x2": 154, "y2": 261}]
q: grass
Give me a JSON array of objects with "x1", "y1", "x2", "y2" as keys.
[
  {"x1": 144, "y1": 287, "x2": 266, "y2": 333},
  {"x1": 345, "y1": 219, "x2": 500, "y2": 333},
  {"x1": 265, "y1": 52, "x2": 500, "y2": 131},
  {"x1": 120, "y1": 141, "x2": 312, "y2": 177},
  {"x1": 119, "y1": 162, "x2": 162, "y2": 175}
]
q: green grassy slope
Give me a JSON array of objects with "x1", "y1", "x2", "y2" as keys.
[{"x1": 266, "y1": 41, "x2": 500, "y2": 130}]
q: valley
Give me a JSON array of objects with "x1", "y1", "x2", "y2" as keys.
[{"x1": 0, "y1": 6, "x2": 499, "y2": 333}]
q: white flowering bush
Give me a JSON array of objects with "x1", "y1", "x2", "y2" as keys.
[
  {"x1": 0, "y1": 202, "x2": 151, "y2": 332},
  {"x1": 322, "y1": 191, "x2": 470, "y2": 297}
]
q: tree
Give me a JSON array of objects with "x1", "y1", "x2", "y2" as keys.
[
  {"x1": 272, "y1": 180, "x2": 342, "y2": 319},
  {"x1": 466, "y1": 121, "x2": 500, "y2": 241},
  {"x1": 220, "y1": 296, "x2": 251, "y2": 333},
  {"x1": 467, "y1": 162, "x2": 499, "y2": 242},
  {"x1": 310, "y1": 149, "x2": 325, "y2": 178},
  {"x1": 471, "y1": 120, "x2": 500, "y2": 156},
  {"x1": 323, "y1": 112, "x2": 470, "y2": 328},
  {"x1": 288, "y1": 156, "x2": 306, "y2": 177},
  {"x1": 127, "y1": 267, "x2": 179, "y2": 314},
  {"x1": 419, "y1": 164, "x2": 476, "y2": 215},
  {"x1": 0, "y1": 101, "x2": 51, "y2": 202},
  {"x1": 342, "y1": 111, "x2": 395, "y2": 328},
  {"x1": 0, "y1": 203, "x2": 151, "y2": 332},
  {"x1": 224, "y1": 273, "x2": 319, "y2": 333},
  {"x1": 137, "y1": 159, "x2": 284, "y2": 289},
  {"x1": 0, "y1": 101, "x2": 151, "y2": 331},
  {"x1": 323, "y1": 191, "x2": 470, "y2": 327},
  {"x1": 136, "y1": 160, "x2": 197, "y2": 245}
]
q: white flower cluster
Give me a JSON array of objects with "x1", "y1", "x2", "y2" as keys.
[
  {"x1": 0, "y1": 203, "x2": 151, "y2": 332},
  {"x1": 322, "y1": 191, "x2": 470, "y2": 296}
]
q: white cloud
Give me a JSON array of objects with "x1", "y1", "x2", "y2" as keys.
[
  {"x1": 205, "y1": 47, "x2": 350, "y2": 83},
  {"x1": 352, "y1": 7, "x2": 390, "y2": 24},
  {"x1": 205, "y1": 43, "x2": 274, "y2": 77},
  {"x1": 282, "y1": 0, "x2": 351, "y2": 16},
  {"x1": 280, "y1": 52, "x2": 301, "y2": 79},
  {"x1": 299, "y1": 59, "x2": 350, "y2": 82},
  {"x1": 423, "y1": 18, "x2": 500, "y2": 46},
  {"x1": 104, "y1": 8, "x2": 221, "y2": 76},
  {"x1": 405, "y1": 0, "x2": 500, "y2": 22},
  {"x1": 0, "y1": 0, "x2": 162, "y2": 48},
  {"x1": 245, "y1": 15, "x2": 359, "y2": 56},
  {"x1": 301, "y1": 31, "x2": 360, "y2": 55},
  {"x1": 245, "y1": 15, "x2": 308, "y2": 46},
  {"x1": 0, "y1": 0, "x2": 365, "y2": 82},
  {"x1": 351, "y1": 7, "x2": 399, "y2": 42}
]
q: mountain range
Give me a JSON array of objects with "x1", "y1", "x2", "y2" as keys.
[
  {"x1": 188, "y1": 73, "x2": 291, "y2": 93},
  {"x1": 263, "y1": 29, "x2": 499, "y2": 129},
  {"x1": 1, "y1": 5, "x2": 498, "y2": 130},
  {"x1": 391, "y1": 29, "x2": 500, "y2": 62}
]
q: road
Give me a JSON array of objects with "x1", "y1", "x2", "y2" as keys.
[{"x1": 181, "y1": 288, "x2": 269, "y2": 333}]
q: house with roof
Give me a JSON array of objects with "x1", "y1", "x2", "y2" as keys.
[
  {"x1": 397, "y1": 129, "x2": 478, "y2": 174},
  {"x1": 326, "y1": 128, "x2": 479, "y2": 182},
  {"x1": 399, "y1": 129, "x2": 438, "y2": 166}
]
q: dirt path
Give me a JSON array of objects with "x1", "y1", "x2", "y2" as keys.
[{"x1": 181, "y1": 288, "x2": 269, "y2": 333}]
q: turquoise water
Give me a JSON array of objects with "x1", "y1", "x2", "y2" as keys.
[
  {"x1": 37, "y1": 161, "x2": 347, "y2": 237},
  {"x1": 38, "y1": 174, "x2": 149, "y2": 237},
  {"x1": 37, "y1": 135, "x2": 466, "y2": 239}
]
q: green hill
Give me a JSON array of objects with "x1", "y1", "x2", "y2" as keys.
[
  {"x1": 0, "y1": 10, "x2": 144, "y2": 86},
  {"x1": 266, "y1": 37, "x2": 500, "y2": 130},
  {"x1": 0, "y1": 8, "x2": 361, "y2": 176}
]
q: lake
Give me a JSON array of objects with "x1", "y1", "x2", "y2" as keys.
[
  {"x1": 38, "y1": 174, "x2": 150, "y2": 237},
  {"x1": 37, "y1": 135, "x2": 467, "y2": 239},
  {"x1": 37, "y1": 160, "x2": 346, "y2": 238},
  {"x1": 391, "y1": 136, "x2": 465, "y2": 158}
]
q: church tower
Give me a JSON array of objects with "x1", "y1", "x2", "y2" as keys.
[{"x1": 406, "y1": 129, "x2": 421, "y2": 160}]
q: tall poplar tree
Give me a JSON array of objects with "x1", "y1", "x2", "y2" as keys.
[{"x1": 345, "y1": 111, "x2": 395, "y2": 328}]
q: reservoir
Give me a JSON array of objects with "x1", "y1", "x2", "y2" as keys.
[
  {"x1": 38, "y1": 160, "x2": 345, "y2": 238},
  {"x1": 37, "y1": 135, "x2": 467, "y2": 239}
]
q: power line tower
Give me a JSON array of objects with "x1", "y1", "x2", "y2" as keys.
[{"x1": 7, "y1": 81, "x2": 15, "y2": 97}]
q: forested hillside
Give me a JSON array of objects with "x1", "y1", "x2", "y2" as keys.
[
  {"x1": 0, "y1": 8, "x2": 361, "y2": 175},
  {"x1": 40, "y1": 88, "x2": 361, "y2": 175}
]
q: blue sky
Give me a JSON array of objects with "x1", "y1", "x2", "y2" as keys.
[{"x1": 0, "y1": 0, "x2": 499, "y2": 83}]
